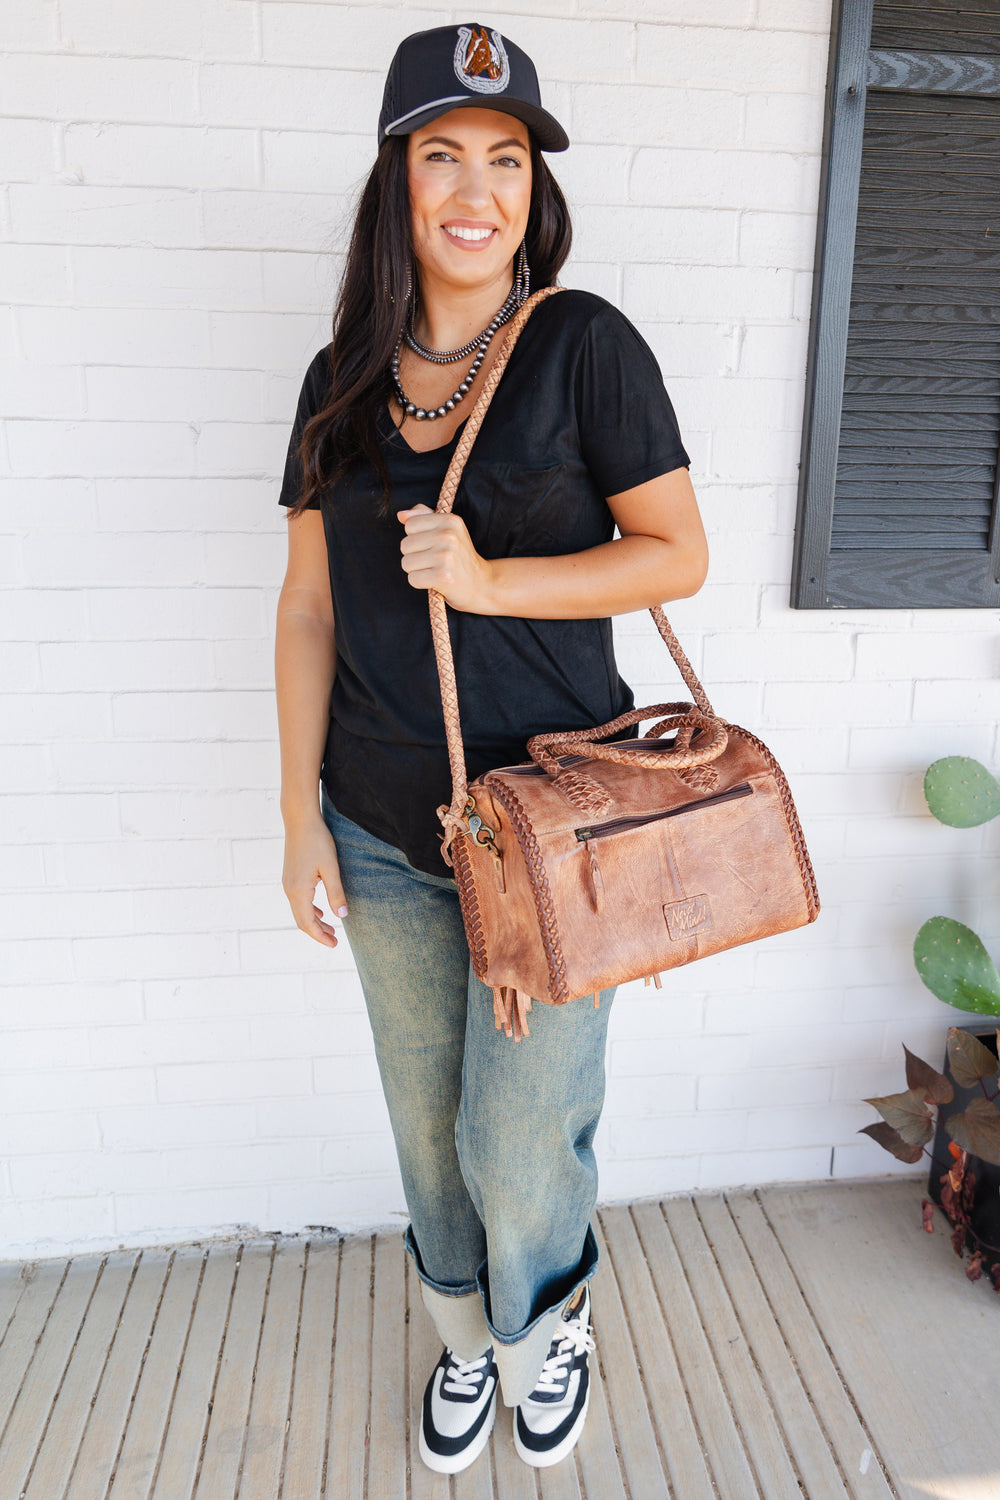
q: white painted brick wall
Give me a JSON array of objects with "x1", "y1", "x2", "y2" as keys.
[{"x1": 2, "y1": 0, "x2": 996, "y2": 1260}]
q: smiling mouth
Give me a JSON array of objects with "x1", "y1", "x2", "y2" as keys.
[{"x1": 443, "y1": 225, "x2": 496, "y2": 243}]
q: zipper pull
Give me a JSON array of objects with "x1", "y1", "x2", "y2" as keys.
[
  {"x1": 584, "y1": 838, "x2": 605, "y2": 913},
  {"x1": 489, "y1": 843, "x2": 506, "y2": 894}
]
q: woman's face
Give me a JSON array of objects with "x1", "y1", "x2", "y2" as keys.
[{"x1": 406, "y1": 107, "x2": 532, "y2": 297}]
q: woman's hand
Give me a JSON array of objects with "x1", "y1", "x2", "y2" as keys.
[
  {"x1": 281, "y1": 815, "x2": 348, "y2": 949},
  {"x1": 397, "y1": 466, "x2": 708, "y2": 619},
  {"x1": 398, "y1": 504, "x2": 494, "y2": 613}
]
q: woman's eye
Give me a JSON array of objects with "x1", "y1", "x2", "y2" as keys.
[{"x1": 426, "y1": 151, "x2": 455, "y2": 163}]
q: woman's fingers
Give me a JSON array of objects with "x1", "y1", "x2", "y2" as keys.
[
  {"x1": 311, "y1": 906, "x2": 339, "y2": 943},
  {"x1": 398, "y1": 508, "x2": 463, "y2": 559},
  {"x1": 322, "y1": 857, "x2": 349, "y2": 920},
  {"x1": 396, "y1": 508, "x2": 490, "y2": 609},
  {"x1": 282, "y1": 822, "x2": 349, "y2": 948}
]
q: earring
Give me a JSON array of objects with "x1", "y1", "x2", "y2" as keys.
[
  {"x1": 384, "y1": 268, "x2": 413, "y2": 307},
  {"x1": 514, "y1": 240, "x2": 530, "y2": 306}
]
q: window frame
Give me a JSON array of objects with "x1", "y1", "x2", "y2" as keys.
[{"x1": 791, "y1": 0, "x2": 1000, "y2": 609}]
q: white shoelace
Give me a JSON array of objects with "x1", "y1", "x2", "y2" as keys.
[
  {"x1": 442, "y1": 1350, "x2": 491, "y2": 1398},
  {"x1": 533, "y1": 1315, "x2": 596, "y2": 1394}
]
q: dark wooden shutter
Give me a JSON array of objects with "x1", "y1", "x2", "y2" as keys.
[{"x1": 791, "y1": 0, "x2": 1000, "y2": 608}]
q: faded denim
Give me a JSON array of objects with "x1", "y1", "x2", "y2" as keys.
[{"x1": 320, "y1": 785, "x2": 615, "y2": 1405}]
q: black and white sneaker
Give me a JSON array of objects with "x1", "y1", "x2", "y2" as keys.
[
  {"x1": 418, "y1": 1344, "x2": 498, "y2": 1474},
  {"x1": 514, "y1": 1285, "x2": 595, "y2": 1468}
]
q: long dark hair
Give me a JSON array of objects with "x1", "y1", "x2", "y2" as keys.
[{"x1": 285, "y1": 131, "x2": 572, "y2": 517}]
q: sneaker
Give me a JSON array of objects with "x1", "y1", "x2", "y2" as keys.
[
  {"x1": 418, "y1": 1345, "x2": 498, "y2": 1474},
  {"x1": 513, "y1": 1285, "x2": 595, "y2": 1468}
]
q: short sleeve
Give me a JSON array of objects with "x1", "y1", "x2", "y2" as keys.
[
  {"x1": 278, "y1": 346, "x2": 332, "y2": 510},
  {"x1": 574, "y1": 305, "x2": 690, "y2": 497}
]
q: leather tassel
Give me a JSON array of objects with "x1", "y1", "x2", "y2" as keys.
[
  {"x1": 492, "y1": 986, "x2": 531, "y2": 1041},
  {"x1": 492, "y1": 985, "x2": 509, "y2": 1034},
  {"x1": 491, "y1": 848, "x2": 506, "y2": 894},
  {"x1": 584, "y1": 839, "x2": 605, "y2": 913},
  {"x1": 644, "y1": 972, "x2": 663, "y2": 989}
]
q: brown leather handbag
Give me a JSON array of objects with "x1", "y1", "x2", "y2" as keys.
[{"x1": 428, "y1": 289, "x2": 820, "y2": 1039}]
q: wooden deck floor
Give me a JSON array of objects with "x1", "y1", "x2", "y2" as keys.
[{"x1": 1, "y1": 1179, "x2": 998, "y2": 1500}]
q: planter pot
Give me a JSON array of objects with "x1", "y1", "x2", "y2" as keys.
[{"x1": 927, "y1": 1019, "x2": 1000, "y2": 1280}]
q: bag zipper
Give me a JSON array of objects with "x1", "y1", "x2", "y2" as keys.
[
  {"x1": 491, "y1": 741, "x2": 684, "y2": 778},
  {"x1": 494, "y1": 753, "x2": 591, "y2": 776},
  {"x1": 574, "y1": 782, "x2": 753, "y2": 842}
]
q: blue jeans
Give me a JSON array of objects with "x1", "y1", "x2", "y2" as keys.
[{"x1": 320, "y1": 785, "x2": 616, "y2": 1405}]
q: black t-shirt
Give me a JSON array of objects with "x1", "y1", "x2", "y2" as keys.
[{"x1": 278, "y1": 289, "x2": 691, "y2": 877}]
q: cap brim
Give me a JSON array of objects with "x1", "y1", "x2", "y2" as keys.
[{"x1": 382, "y1": 95, "x2": 568, "y2": 152}]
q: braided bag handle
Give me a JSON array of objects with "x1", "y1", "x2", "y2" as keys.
[{"x1": 427, "y1": 286, "x2": 725, "y2": 853}]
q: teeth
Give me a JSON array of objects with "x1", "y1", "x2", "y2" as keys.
[{"x1": 445, "y1": 226, "x2": 494, "y2": 242}]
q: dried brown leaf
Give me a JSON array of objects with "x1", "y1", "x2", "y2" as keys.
[
  {"x1": 864, "y1": 1088, "x2": 935, "y2": 1146},
  {"x1": 903, "y1": 1045, "x2": 953, "y2": 1104},
  {"x1": 858, "y1": 1121, "x2": 924, "y2": 1164},
  {"x1": 944, "y1": 1097, "x2": 1000, "y2": 1167},
  {"x1": 947, "y1": 1028, "x2": 1000, "y2": 1089}
]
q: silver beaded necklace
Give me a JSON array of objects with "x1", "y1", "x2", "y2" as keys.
[
  {"x1": 391, "y1": 243, "x2": 530, "y2": 422},
  {"x1": 403, "y1": 280, "x2": 520, "y2": 365}
]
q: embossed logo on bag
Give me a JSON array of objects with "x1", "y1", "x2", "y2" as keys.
[
  {"x1": 664, "y1": 894, "x2": 713, "y2": 941},
  {"x1": 454, "y1": 26, "x2": 510, "y2": 93}
]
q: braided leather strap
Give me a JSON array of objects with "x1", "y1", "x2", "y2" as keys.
[
  {"x1": 649, "y1": 605, "x2": 713, "y2": 717},
  {"x1": 527, "y1": 706, "x2": 728, "y2": 815},
  {"x1": 429, "y1": 288, "x2": 564, "y2": 856},
  {"x1": 426, "y1": 286, "x2": 726, "y2": 849},
  {"x1": 527, "y1": 705, "x2": 726, "y2": 775}
]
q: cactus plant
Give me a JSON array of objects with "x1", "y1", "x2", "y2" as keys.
[
  {"x1": 861, "y1": 756, "x2": 1000, "y2": 1289},
  {"x1": 924, "y1": 755, "x2": 1000, "y2": 829},
  {"x1": 914, "y1": 918, "x2": 1000, "y2": 1015},
  {"x1": 913, "y1": 757, "x2": 1000, "y2": 1016}
]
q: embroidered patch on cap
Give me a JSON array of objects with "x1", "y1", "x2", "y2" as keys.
[{"x1": 453, "y1": 25, "x2": 510, "y2": 94}]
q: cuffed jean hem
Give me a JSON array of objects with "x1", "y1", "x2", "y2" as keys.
[
  {"x1": 407, "y1": 1224, "x2": 600, "y2": 1406},
  {"x1": 406, "y1": 1225, "x2": 488, "y2": 1363}
]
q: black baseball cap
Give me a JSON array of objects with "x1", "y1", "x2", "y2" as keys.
[{"x1": 378, "y1": 24, "x2": 569, "y2": 153}]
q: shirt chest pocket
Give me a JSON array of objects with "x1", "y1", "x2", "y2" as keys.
[{"x1": 457, "y1": 460, "x2": 576, "y2": 558}]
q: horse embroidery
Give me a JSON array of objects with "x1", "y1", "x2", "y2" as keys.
[
  {"x1": 464, "y1": 26, "x2": 502, "y2": 80},
  {"x1": 453, "y1": 26, "x2": 510, "y2": 94}
]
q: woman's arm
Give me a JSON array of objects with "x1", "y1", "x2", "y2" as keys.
[
  {"x1": 275, "y1": 507, "x2": 346, "y2": 946},
  {"x1": 397, "y1": 464, "x2": 708, "y2": 618}
]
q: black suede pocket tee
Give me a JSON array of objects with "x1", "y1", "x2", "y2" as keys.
[{"x1": 278, "y1": 290, "x2": 691, "y2": 877}]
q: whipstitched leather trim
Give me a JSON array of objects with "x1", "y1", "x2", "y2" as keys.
[
  {"x1": 483, "y1": 776, "x2": 571, "y2": 1005},
  {"x1": 451, "y1": 833, "x2": 490, "y2": 980},
  {"x1": 724, "y1": 724, "x2": 821, "y2": 921}
]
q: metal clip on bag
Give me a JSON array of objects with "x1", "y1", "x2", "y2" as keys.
[{"x1": 428, "y1": 289, "x2": 820, "y2": 1040}]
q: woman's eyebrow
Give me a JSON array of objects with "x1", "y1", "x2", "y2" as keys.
[{"x1": 418, "y1": 135, "x2": 528, "y2": 152}]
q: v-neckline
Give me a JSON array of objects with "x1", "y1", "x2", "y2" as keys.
[{"x1": 385, "y1": 409, "x2": 469, "y2": 456}]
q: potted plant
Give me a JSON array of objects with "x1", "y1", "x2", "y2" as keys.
[{"x1": 861, "y1": 757, "x2": 1000, "y2": 1288}]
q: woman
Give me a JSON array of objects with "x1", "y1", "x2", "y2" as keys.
[{"x1": 275, "y1": 23, "x2": 708, "y2": 1474}]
